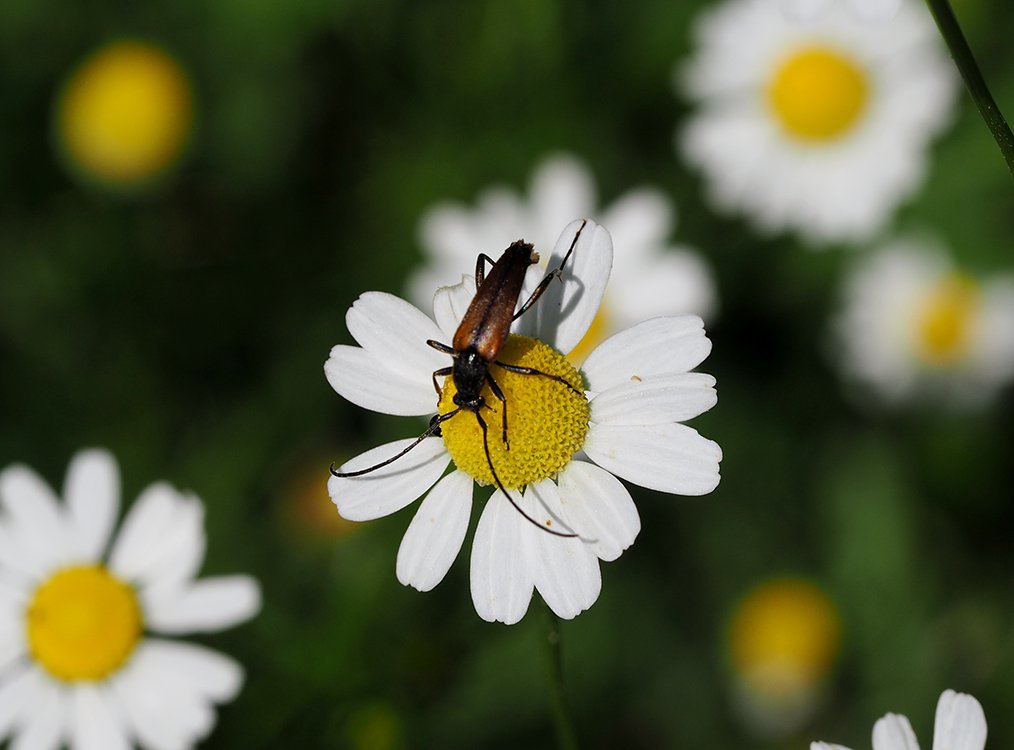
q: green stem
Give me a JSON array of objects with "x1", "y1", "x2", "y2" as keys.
[
  {"x1": 541, "y1": 600, "x2": 579, "y2": 750},
  {"x1": 924, "y1": 0, "x2": 1014, "y2": 181}
]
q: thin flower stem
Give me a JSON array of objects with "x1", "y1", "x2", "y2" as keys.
[
  {"x1": 541, "y1": 599, "x2": 579, "y2": 750},
  {"x1": 923, "y1": 0, "x2": 1014, "y2": 181}
]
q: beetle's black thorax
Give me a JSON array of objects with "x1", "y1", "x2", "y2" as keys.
[{"x1": 452, "y1": 348, "x2": 488, "y2": 411}]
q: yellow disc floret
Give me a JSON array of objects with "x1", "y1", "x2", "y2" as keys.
[
  {"x1": 57, "y1": 40, "x2": 193, "y2": 185},
  {"x1": 768, "y1": 45, "x2": 870, "y2": 142},
  {"x1": 27, "y1": 565, "x2": 143, "y2": 682},
  {"x1": 439, "y1": 335, "x2": 589, "y2": 490},
  {"x1": 916, "y1": 274, "x2": 980, "y2": 366}
]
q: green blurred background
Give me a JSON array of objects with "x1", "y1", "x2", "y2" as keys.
[{"x1": 2, "y1": 0, "x2": 1013, "y2": 747}]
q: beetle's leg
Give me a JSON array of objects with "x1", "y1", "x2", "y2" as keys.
[
  {"x1": 432, "y1": 366, "x2": 453, "y2": 397},
  {"x1": 511, "y1": 268, "x2": 560, "y2": 322},
  {"x1": 474, "y1": 253, "x2": 498, "y2": 287},
  {"x1": 511, "y1": 219, "x2": 587, "y2": 322},
  {"x1": 495, "y1": 361, "x2": 583, "y2": 398},
  {"x1": 427, "y1": 339, "x2": 456, "y2": 355},
  {"x1": 485, "y1": 372, "x2": 509, "y2": 449}
]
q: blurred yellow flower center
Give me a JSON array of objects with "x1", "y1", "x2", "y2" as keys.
[
  {"x1": 729, "y1": 579, "x2": 839, "y2": 695},
  {"x1": 27, "y1": 565, "x2": 142, "y2": 682},
  {"x1": 916, "y1": 274, "x2": 980, "y2": 365},
  {"x1": 566, "y1": 301, "x2": 610, "y2": 367},
  {"x1": 57, "y1": 40, "x2": 193, "y2": 184},
  {"x1": 439, "y1": 335, "x2": 589, "y2": 490},
  {"x1": 768, "y1": 46, "x2": 869, "y2": 141}
]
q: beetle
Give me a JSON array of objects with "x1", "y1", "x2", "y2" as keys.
[{"x1": 331, "y1": 220, "x2": 589, "y2": 537}]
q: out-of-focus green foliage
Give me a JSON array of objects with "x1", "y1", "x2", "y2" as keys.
[{"x1": 1, "y1": 0, "x2": 1013, "y2": 748}]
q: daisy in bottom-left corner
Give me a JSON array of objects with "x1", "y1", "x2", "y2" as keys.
[{"x1": 0, "y1": 448, "x2": 261, "y2": 750}]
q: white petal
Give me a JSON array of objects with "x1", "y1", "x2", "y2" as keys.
[
  {"x1": 608, "y1": 248, "x2": 717, "y2": 325},
  {"x1": 108, "y1": 485, "x2": 206, "y2": 591},
  {"x1": 63, "y1": 449, "x2": 120, "y2": 563},
  {"x1": 582, "y1": 316, "x2": 713, "y2": 392},
  {"x1": 0, "y1": 525, "x2": 43, "y2": 587},
  {"x1": 557, "y1": 460, "x2": 640, "y2": 562},
  {"x1": 584, "y1": 422, "x2": 722, "y2": 496},
  {"x1": 328, "y1": 438, "x2": 450, "y2": 521},
  {"x1": 0, "y1": 466, "x2": 69, "y2": 573},
  {"x1": 432, "y1": 274, "x2": 478, "y2": 343},
  {"x1": 529, "y1": 155, "x2": 597, "y2": 236},
  {"x1": 0, "y1": 640, "x2": 23, "y2": 679},
  {"x1": 0, "y1": 592, "x2": 26, "y2": 672},
  {"x1": 138, "y1": 500, "x2": 206, "y2": 592},
  {"x1": 111, "y1": 679, "x2": 189, "y2": 750},
  {"x1": 144, "y1": 576, "x2": 261, "y2": 635},
  {"x1": 0, "y1": 573, "x2": 26, "y2": 609},
  {"x1": 600, "y1": 187, "x2": 673, "y2": 259},
  {"x1": 111, "y1": 640, "x2": 237, "y2": 750},
  {"x1": 527, "y1": 481, "x2": 601, "y2": 619},
  {"x1": 873, "y1": 713, "x2": 920, "y2": 750},
  {"x1": 139, "y1": 639, "x2": 244, "y2": 703},
  {"x1": 534, "y1": 219, "x2": 613, "y2": 354},
  {"x1": 589, "y1": 373, "x2": 717, "y2": 426},
  {"x1": 0, "y1": 665, "x2": 38, "y2": 740},
  {"x1": 324, "y1": 344, "x2": 436, "y2": 417},
  {"x1": 419, "y1": 202, "x2": 487, "y2": 261},
  {"x1": 69, "y1": 684, "x2": 130, "y2": 750},
  {"x1": 781, "y1": 0, "x2": 832, "y2": 21},
  {"x1": 469, "y1": 491, "x2": 535, "y2": 625},
  {"x1": 397, "y1": 471, "x2": 473, "y2": 592},
  {"x1": 9, "y1": 673, "x2": 65, "y2": 750},
  {"x1": 810, "y1": 744, "x2": 852, "y2": 750},
  {"x1": 849, "y1": 0, "x2": 902, "y2": 21},
  {"x1": 108, "y1": 483, "x2": 180, "y2": 576},
  {"x1": 345, "y1": 292, "x2": 448, "y2": 378},
  {"x1": 932, "y1": 690, "x2": 986, "y2": 750}
]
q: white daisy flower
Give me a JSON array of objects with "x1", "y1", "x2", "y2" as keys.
[
  {"x1": 811, "y1": 689, "x2": 987, "y2": 750},
  {"x1": 0, "y1": 449, "x2": 261, "y2": 750},
  {"x1": 409, "y1": 153, "x2": 717, "y2": 362},
  {"x1": 326, "y1": 219, "x2": 722, "y2": 624},
  {"x1": 833, "y1": 237, "x2": 1014, "y2": 405},
  {"x1": 728, "y1": 578, "x2": 840, "y2": 738},
  {"x1": 678, "y1": 0, "x2": 958, "y2": 245}
]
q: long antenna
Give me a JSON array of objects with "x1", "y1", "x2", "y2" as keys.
[
  {"x1": 556, "y1": 218, "x2": 587, "y2": 274},
  {"x1": 511, "y1": 218, "x2": 587, "y2": 322},
  {"x1": 330, "y1": 409, "x2": 460, "y2": 478}
]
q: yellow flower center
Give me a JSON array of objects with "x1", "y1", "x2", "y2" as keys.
[
  {"x1": 566, "y1": 302, "x2": 611, "y2": 367},
  {"x1": 439, "y1": 335, "x2": 589, "y2": 490},
  {"x1": 26, "y1": 565, "x2": 143, "y2": 682},
  {"x1": 729, "y1": 579, "x2": 840, "y2": 695},
  {"x1": 768, "y1": 46, "x2": 870, "y2": 142},
  {"x1": 57, "y1": 40, "x2": 193, "y2": 185},
  {"x1": 916, "y1": 274, "x2": 980, "y2": 365}
]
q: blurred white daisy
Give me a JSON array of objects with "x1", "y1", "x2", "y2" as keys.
[
  {"x1": 327, "y1": 219, "x2": 721, "y2": 624},
  {"x1": 678, "y1": 0, "x2": 958, "y2": 245},
  {"x1": 812, "y1": 689, "x2": 987, "y2": 750},
  {"x1": 833, "y1": 237, "x2": 1014, "y2": 405},
  {"x1": 728, "y1": 578, "x2": 840, "y2": 738},
  {"x1": 0, "y1": 449, "x2": 261, "y2": 750},
  {"x1": 410, "y1": 153, "x2": 716, "y2": 362}
]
